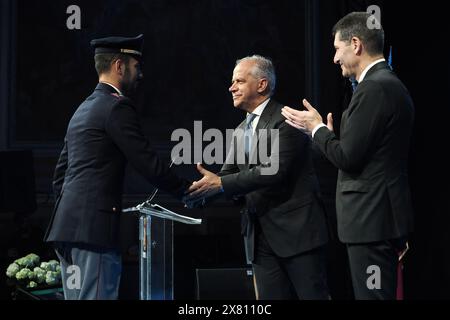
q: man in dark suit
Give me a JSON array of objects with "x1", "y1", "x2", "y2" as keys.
[
  {"x1": 282, "y1": 12, "x2": 414, "y2": 299},
  {"x1": 44, "y1": 34, "x2": 190, "y2": 299},
  {"x1": 185, "y1": 55, "x2": 329, "y2": 299}
]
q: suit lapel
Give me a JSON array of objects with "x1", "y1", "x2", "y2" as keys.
[
  {"x1": 248, "y1": 100, "x2": 277, "y2": 166},
  {"x1": 255, "y1": 99, "x2": 277, "y2": 131},
  {"x1": 233, "y1": 120, "x2": 247, "y2": 170}
]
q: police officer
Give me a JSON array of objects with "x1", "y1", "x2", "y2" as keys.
[{"x1": 44, "y1": 34, "x2": 190, "y2": 300}]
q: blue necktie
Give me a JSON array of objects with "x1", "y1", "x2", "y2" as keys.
[
  {"x1": 244, "y1": 113, "x2": 257, "y2": 157},
  {"x1": 350, "y1": 78, "x2": 358, "y2": 93}
]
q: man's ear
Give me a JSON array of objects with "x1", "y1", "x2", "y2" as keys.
[
  {"x1": 112, "y1": 59, "x2": 126, "y2": 76},
  {"x1": 351, "y1": 36, "x2": 363, "y2": 56},
  {"x1": 257, "y1": 78, "x2": 269, "y2": 94}
]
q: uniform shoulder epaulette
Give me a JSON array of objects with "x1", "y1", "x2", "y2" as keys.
[
  {"x1": 109, "y1": 93, "x2": 133, "y2": 108},
  {"x1": 110, "y1": 93, "x2": 122, "y2": 99}
]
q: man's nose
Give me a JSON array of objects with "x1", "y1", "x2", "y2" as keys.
[
  {"x1": 229, "y1": 84, "x2": 236, "y2": 92},
  {"x1": 333, "y1": 54, "x2": 339, "y2": 65}
]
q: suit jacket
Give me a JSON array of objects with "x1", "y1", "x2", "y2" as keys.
[
  {"x1": 314, "y1": 62, "x2": 414, "y2": 243},
  {"x1": 44, "y1": 83, "x2": 189, "y2": 249},
  {"x1": 219, "y1": 99, "x2": 329, "y2": 262}
]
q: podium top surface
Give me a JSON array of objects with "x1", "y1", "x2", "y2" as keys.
[{"x1": 123, "y1": 203, "x2": 202, "y2": 225}]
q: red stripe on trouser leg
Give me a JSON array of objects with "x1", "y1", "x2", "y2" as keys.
[{"x1": 396, "y1": 261, "x2": 403, "y2": 300}]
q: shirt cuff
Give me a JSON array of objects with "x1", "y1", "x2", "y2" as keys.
[{"x1": 312, "y1": 123, "x2": 327, "y2": 138}]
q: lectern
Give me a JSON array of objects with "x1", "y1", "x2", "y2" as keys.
[{"x1": 123, "y1": 201, "x2": 201, "y2": 300}]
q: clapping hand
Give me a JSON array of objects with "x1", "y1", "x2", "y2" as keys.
[{"x1": 282, "y1": 99, "x2": 333, "y2": 133}]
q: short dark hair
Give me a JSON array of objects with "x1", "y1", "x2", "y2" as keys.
[
  {"x1": 332, "y1": 12, "x2": 384, "y2": 56},
  {"x1": 94, "y1": 53, "x2": 130, "y2": 76}
]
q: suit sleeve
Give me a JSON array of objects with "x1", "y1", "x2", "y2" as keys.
[
  {"x1": 314, "y1": 80, "x2": 386, "y2": 173},
  {"x1": 52, "y1": 138, "x2": 68, "y2": 200},
  {"x1": 106, "y1": 100, "x2": 189, "y2": 199},
  {"x1": 220, "y1": 120, "x2": 309, "y2": 196}
]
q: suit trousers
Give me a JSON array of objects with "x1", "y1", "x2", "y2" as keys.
[
  {"x1": 252, "y1": 225, "x2": 329, "y2": 300},
  {"x1": 346, "y1": 237, "x2": 407, "y2": 300},
  {"x1": 54, "y1": 242, "x2": 122, "y2": 300}
]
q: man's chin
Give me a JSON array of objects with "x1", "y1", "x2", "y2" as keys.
[
  {"x1": 341, "y1": 68, "x2": 355, "y2": 79},
  {"x1": 342, "y1": 71, "x2": 352, "y2": 79}
]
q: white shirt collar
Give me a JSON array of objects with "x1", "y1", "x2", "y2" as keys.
[
  {"x1": 358, "y1": 58, "x2": 386, "y2": 83},
  {"x1": 101, "y1": 82, "x2": 123, "y2": 96},
  {"x1": 248, "y1": 98, "x2": 270, "y2": 118},
  {"x1": 246, "y1": 98, "x2": 270, "y2": 133}
]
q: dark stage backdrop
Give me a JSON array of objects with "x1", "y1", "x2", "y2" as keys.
[{"x1": 14, "y1": 0, "x2": 308, "y2": 145}]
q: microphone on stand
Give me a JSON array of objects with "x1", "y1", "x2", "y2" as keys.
[
  {"x1": 122, "y1": 153, "x2": 181, "y2": 213},
  {"x1": 143, "y1": 155, "x2": 178, "y2": 206}
]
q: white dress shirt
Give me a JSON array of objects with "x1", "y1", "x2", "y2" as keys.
[{"x1": 248, "y1": 98, "x2": 270, "y2": 134}]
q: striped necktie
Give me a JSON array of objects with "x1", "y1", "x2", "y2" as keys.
[{"x1": 244, "y1": 113, "x2": 257, "y2": 157}]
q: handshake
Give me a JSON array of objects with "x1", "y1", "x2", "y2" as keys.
[{"x1": 182, "y1": 163, "x2": 224, "y2": 209}]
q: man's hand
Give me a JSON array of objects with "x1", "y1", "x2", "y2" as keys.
[
  {"x1": 326, "y1": 112, "x2": 334, "y2": 132},
  {"x1": 183, "y1": 163, "x2": 223, "y2": 208},
  {"x1": 281, "y1": 99, "x2": 329, "y2": 133}
]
